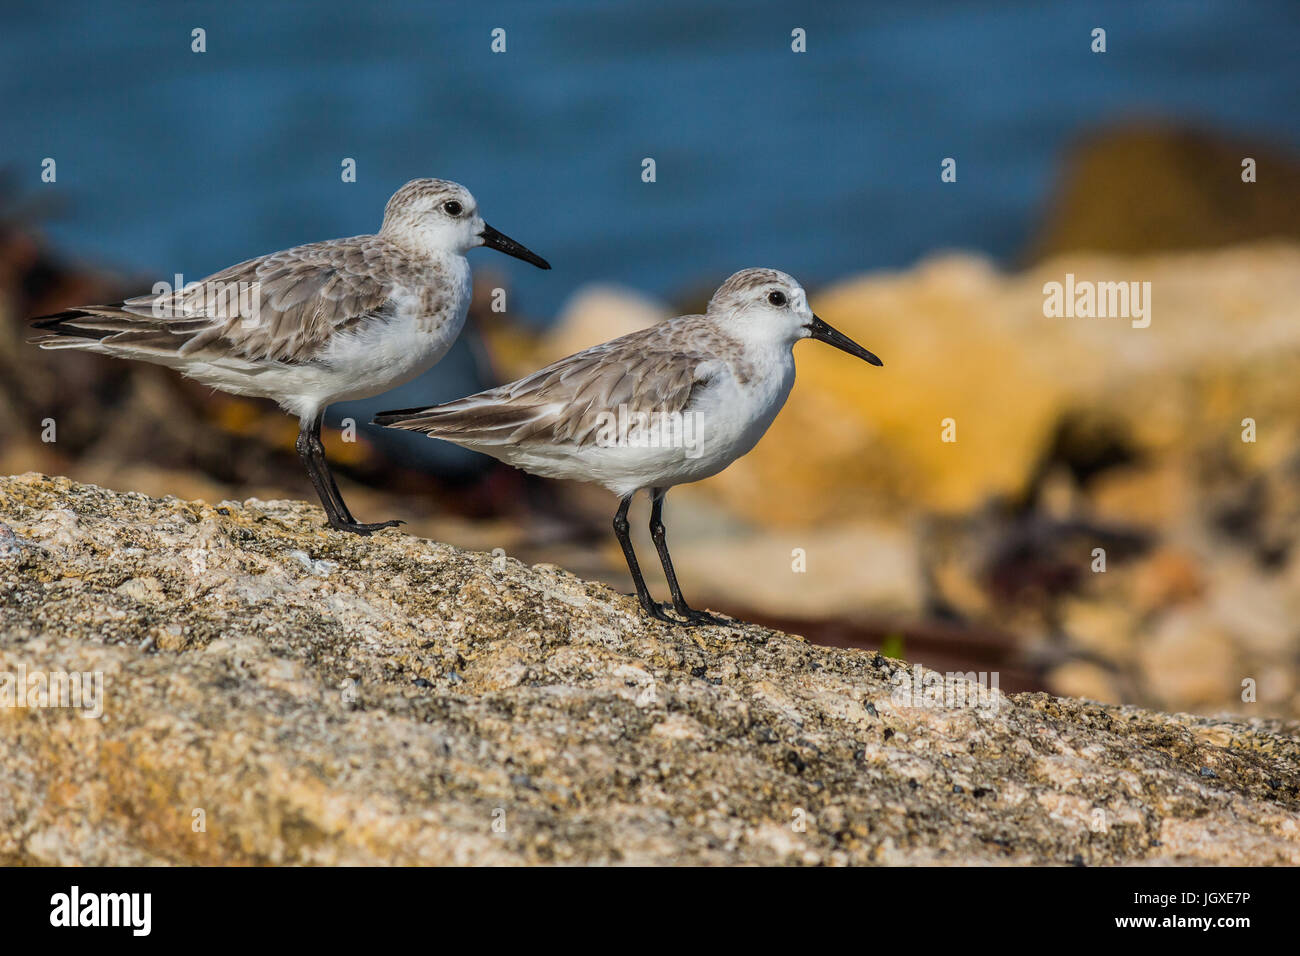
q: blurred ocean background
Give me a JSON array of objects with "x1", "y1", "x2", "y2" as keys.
[
  {"x1": 4, "y1": 0, "x2": 1299, "y2": 309},
  {"x1": 5, "y1": 0, "x2": 1299, "y2": 466}
]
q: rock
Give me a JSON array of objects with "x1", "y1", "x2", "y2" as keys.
[
  {"x1": 1027, "y1": 124, "x2": 1300, "y2": 261},
  {"x1": 1046, "y1": 660, "x2": 1123, "y2": 707},
  {"x1": 2, "y1": 473, "x2": 1298, "y2": 865},
  {"x1": 1059, "y1": 598, "x2": 1138, "y2": 664},
  {"x1": 1137, "y1": 609, "x2": 1241, "y2": 710}
]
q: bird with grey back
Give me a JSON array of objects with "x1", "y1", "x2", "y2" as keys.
[
  {"x1": 30, "y1": 178, "x2": 551, "y2": 534},
  {"x1": 375, "y1": 268, "x2": 882, "y2": 625}
]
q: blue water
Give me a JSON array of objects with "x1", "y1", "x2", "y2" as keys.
[{"x1": 3, "y1": 0, "x2": 1298, "y2": 471}]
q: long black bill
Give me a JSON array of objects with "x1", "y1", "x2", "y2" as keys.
[
  {"x1": 806, "y1": 314, "x2": 883, "y2": 366},
  {"x1": 479, "y1": 224, "x2": 551, "y2": 270}
]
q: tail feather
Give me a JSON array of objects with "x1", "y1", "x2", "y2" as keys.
[
  {"x1": 29, "y1": 304, "x2": 131, "y2": 344},
  {"x1": 373, "y1": 400, "x2": 542, "y2": 442},
  {"x1": 28, "y1": 303, "x2": 217, "y2": 357},
  {"x1": 371, "y1": 405, "x2": 439, "y2": 429}
]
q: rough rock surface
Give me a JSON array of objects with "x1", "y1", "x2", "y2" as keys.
[{"x1": 1, "y1": 473, "x2": 1298, "y2": 865}]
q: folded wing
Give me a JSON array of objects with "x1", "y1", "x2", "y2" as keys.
[
  {"x1": 29, "y1": 236, "x2": 399, "y2": 365},
  {"x1": 376, "y1": 317, "x2": 732, "y2": 448}
]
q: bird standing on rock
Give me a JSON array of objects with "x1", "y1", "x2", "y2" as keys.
[
  {"x1": 30, "y1": 178, "x2": 551, "y2": 535},
  {"x1": 375, "y1": 268, "x2": 882, "y2": 626}
]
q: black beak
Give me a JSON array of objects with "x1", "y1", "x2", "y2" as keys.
[
  {"x1": 806, "y1": 314, "x2": 883, "y2": 366},
  {"x1": 479, "y1": 224, "x2": 551, "y2": 270}
]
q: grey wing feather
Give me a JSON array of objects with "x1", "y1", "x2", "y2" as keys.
[
  {"x1": 377, "y1": 317, "x2": 731, "y2": 447},
  {"x1": 29, "y1": 236, "x2": 400, "y2": 364}
]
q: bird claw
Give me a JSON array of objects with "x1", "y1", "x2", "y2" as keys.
[
  {"x1": 330, "y1": 518, "x2": 405, "y2": 536},
  {"x1": 640, "y1": 601, "x2": 730, "y2": 628},
  {"x1": 641, "y1": 600, "x2": 681, "y2": 624},
  {"x1": 675, "y1": 607, "x2": 731, "y2": 628}
]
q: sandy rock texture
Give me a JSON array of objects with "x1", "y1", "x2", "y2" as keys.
[{"x1": 1, "y1": 473, "x2": 1298, "y2": 865}]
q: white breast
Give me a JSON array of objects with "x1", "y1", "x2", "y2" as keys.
[
  {"x1": 689, "y1": 345, "x2": 795, "y2": 476},
  {"x1": 279, "y1": 256, "x2": 472, "y2": 414},
  {"x1": 486, "y1": 342, "x2": 797, "y2": 498}
]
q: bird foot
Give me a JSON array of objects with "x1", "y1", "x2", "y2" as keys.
[
  {"x1": 638, "y1": 599, "x2": 682, "y2": 624},
  {"x1": 642, "y1": 601, "x2": 731, "y2": 628},
  {"x1": 329, "y1": 518, "x2": 405, "y2": 536},
  {"x1": 673, "y1": 606, "x2": 731, "y2": 628}
]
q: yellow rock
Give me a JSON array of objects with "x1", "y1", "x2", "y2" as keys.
[
  {"x1": 1047, "y1": 660, "x2": 1122, "y2": 706},
  {"x1": 1137, "y1": 608, "x2": 1239, "y2": 709}
]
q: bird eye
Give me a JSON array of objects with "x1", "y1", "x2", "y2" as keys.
[
  {"x1": 767, "y1": 290, "x2": 787, "y2": 307},
  {"x1": 443, "y1": 200, "x2": 463, "y2": 216}
]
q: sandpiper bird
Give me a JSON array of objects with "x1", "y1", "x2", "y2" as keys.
[
  {"x1": 30, "y1": 178, "x2": 550, "y2": 535},
  {"x1": 375, "y1": 268, "x2": 882, "y2": 625}
]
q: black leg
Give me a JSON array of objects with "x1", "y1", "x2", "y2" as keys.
[
  {"x1": 313, "y1": 423, "x2": 356, "y2": 523},
  {"x1": 296, "y1": 415, "x2": 350, "y2": 526},
  {"x1": 295, "y1": 414, "x2": 403, "y2": 536},
  {"x1": 649, "y1": 489, "x2": 728, "y2": 627},
  {"x1": 613, "y1": 496, "x2": 677, "y2": 623}
]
